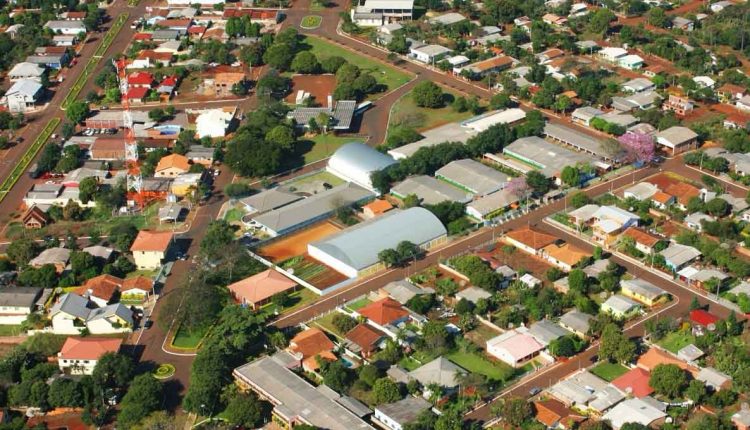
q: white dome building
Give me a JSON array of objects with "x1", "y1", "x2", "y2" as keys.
[{"x1": 327, "y1": 142, "x2": 397, "y2": 192}]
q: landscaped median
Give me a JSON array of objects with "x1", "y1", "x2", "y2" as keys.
[
  {"x1": 61, "y1": 12, "x2": 129, "y2": 110},
  {"x1": 0, "y1": 117, "x2": 60, "y2": 205}
]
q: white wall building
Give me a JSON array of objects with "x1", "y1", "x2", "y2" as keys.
[{"x1": 327, "y1": 142, "x2": 397, "y2": 192}]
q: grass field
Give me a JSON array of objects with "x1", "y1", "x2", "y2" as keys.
[
  {"x1": 0, "y1": 325, "x2": 23, "y2": 336},
  {"x1": 301, "y1": 15, "x2": 322, "y2": 28},
  {"x1": 346, "y1": 297, "x2": 372, "y2": 311},
  {"x1": 590, "y1": 361, "x2": 629, "y2": 382},
  {"x1": 171, "y1": 325, "x2": 207, "y2": 349},
  {"x1": 389, "y1": 88, "x2": 478, "y2": 132},
  {"x1": 313, "y1": 312, "x2": 346, "y2": 338},
  {"x1": 224, "y1": 207, "x2": 244, "y2": 223},
  {"x1": 446, "y1": 350, "x2": 516, "y2": 382},
  {"x1": 298, "y1": 135, "x2": 365, "y2": 164},
  {"x1": 658, "y1": 330, "x2": 696, "y2": 353},
  {"x1": 303, "y1": 36, "x2": 411, "y2": 96}
]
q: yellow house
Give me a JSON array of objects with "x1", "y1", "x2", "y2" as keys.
[
  {"x1": 130, "y1": 230, "x2": 174, "y2": 270},
  {"x1": 620, "y1": 278, "x2": 668, "y2": 306},
  {"x1": 155, "y1": 154, "x2": 190, "y2": 178}
]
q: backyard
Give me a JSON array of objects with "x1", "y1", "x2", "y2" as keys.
[
  {"x1": 389, "y1": 88, "x2": 479, "y2": 132},
  {"x1": 590, "y1": 361, "x2": 629, "y2": 382},
  {"x1": 303, "y1": 36, "x2": 411, "y2": 97},
  {"x1": 446, "y1": 350, "x2": 516, "y2": 382},
  {"x1": 658, "y1": 330, "x2": 696, "y2": 353}
]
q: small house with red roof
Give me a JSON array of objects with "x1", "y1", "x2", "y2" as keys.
[
  {"x1": 362, "y1": 199, "x2": 393, "y2": 219},
  {"x1": 121, "y1": 276, "x2": 153, "y2": 303},
  {"x1": 357, "y1": 297, "x2": 410, "y2": 328},
  {"x1": 22, "y1": 204, "x2": 49, "y2": 229},
  {"x1": 125, "y1": 86, "x2": 150, "y2": 104},
  {"x1": 58, "y1": 337, "x2": 123, "y2": 375},
  {"x1": 534, "y1": 399, "x2": 586, "y2": 429},
  {"x1": 611, "y1": 367, "x2": 654, "y2": 397},
  {"x1": 130, "y1": 230, "x2": 173, "y2": 269},
  {"x1": 129, "y1": 50, "x2": 173, "y2": 69},
  {"x1": 127, "y1": 71, "x2": 154, "y2": 88},
  {"x1": 133, "y1": 32, "x2": 153, "y2": 41},
  {"x1": 287, "y1": 328, "x2": 336, "y2": 372},
  {"x1": 75, "y1": 274, "x2": 122, "y2": 307},
  {"x1": 227, "y1": 269, "x2": 298, "y2": 310},
  {"x1": 157, "y1": 75, "x2": 178, "y2": 98},
  {"x1": 690, "y1": 309, "x2": 719, "y2": 332},
  {"x1": 344, "y1": 323, "x2": 386, "y2": 358}
]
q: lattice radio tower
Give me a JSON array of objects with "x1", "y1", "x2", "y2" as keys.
[{"x1": 115, "y1": 59, "x2": 142, "y2": 200}]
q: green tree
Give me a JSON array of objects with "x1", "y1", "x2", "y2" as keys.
[
  {"x1": 7, "y1": 239, "x2": 40, "y2": 267},
  {"x1": 78, "y1": 177, "x2": 99, "y2": 205},
  {"x1": 599, "y1": 324, "x2": 636, "y2": 364},
  {"x1": 560, "y1": 165, "x2": 580, "y2": 187},
  {"x1": 265, "y1": 125, "x2": 295, "y2": 150},
  {"x1": 706, "y1": 198, "x2": 729, "y2": 217},
  {"x1": 92, "y1": 353, "x2": 135, "y2": 391},
  {"x1": 412, "y1": 81, "x2": 444, "y2": 108},
  {"x1": 200, "y1": 220, "x2": 236, "y2": 260},
  {"x1": 291, "y1": 51, "x2": 320, "y2": 74},
  {"x1": 570, "y1": 191, "x2": 591, "y2": 208},
  {"x1": 321, "y1": 361, "x2": 352, "y2": 392},
  {"x1": 262, "y1": 44, "x2": 294, "y2": 71},
  {"x1": 525, "y1": 170, "x2": 550, "y2": 195},
  {"x1": 372, "y1": 377, "x2": 402, "y2": 404},
  {"x1": 47, "y1": 378, "x2": 83, "y2": 407},
  {"x1": 109, "y1": 222, "x2": 139, "y2": 252},
  {"x1": 684, "y1": 379, "x2": 707, "y2": 404},
  {"x1": 387, "y1": 34, "x2": 409, "y2": 54},
  {"x1": 378, "y1": 248, "x2": 401, "y2": 268},
  {"x1": 117, "y1": 374, "x2": 163, "y2": 429},
  {"x1": 332, "y1": 314, "x2": 357, "y2": 334},
  {"x1": 66, "y1": 101, "x2": 90, "y2": 124},
  {"x1": 500, "y1": 396, "x2": 532, "y2": 427},
  {"x1": 649, "y1": 364, "x2": 687, "y2": 398},
  {"x1": 223, "y1": 392, "x2": 263, "y2": 428}
]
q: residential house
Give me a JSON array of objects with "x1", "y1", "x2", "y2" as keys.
[
  {"x1": 716, "y1": 83, "x2": 747, "y2": 103},
  {"x1": 558, "y1": 310, "x2": 593, "y2": 339},
  {"x1": 130, "y1": 230, "x2": 173, "y2": 269},
  {"x1": 660, "y1": 242, "x2": 701, "y2": 271},
  {"x1": 125, "y1": 87, "x2": 149, "y2": 104},
  {"x1": 129, "y1": 50, "x2": 173, "y2": 69},
  {"x1": 591, "y1": 206, "x2": 640, "y2": 245},
  {"x1": 697, "y1": 367, "x2": 732, "y2": 391},
  {"x1": 623, "y1": 78, "x2": 656, "y2": 93},
  {"x1": 349, "y1": 0, "x2": 414, "y2": 26},
  {"x1": 601, "y1": 294, "x2": 641, "y2": 319},
  {"x1": 621, "y1": 227, "x2": 662, "y2": 254},
  {"x1": 2, "y1": 79, "x2": 43, "y2": 113},
  {"x1": 195, "y1": 108, "x2": 235, "y2": 138},
  {"x1": 637, "y1": 347, "x2": 697, "y2": 374},
  {"x1": 455, "y1": 286, "x2": 492, "y2": 305},
  {"x1": 227, "y1": 269, "x2": 298, "y2": 310},
  {"x1": 4, "y1": 23, "x2": 24, "y2": 39},
  {"x1": 655, "y1": 126, "x2": 699, "y2": 155},
  {"x1": 409, "y1": 43, "x2": 452, "y2": 64},
  {"x1": 623, "y1": 182, "x2": 659, "y2": 201},
  {"x1": 52, "y1": 35, "x2": 78, "y2": 46},
  {"x1": 528, "y1": 319, "x2": 572, "y2": 347},
  {"x1": 672, "y1": 16, "x2": 694, "y2": 31},
  {"x1": 504, "y1": 227, "x2": 557, "y2": 256},
  {"x1": 602, "y1": 398, "x2": 667, "y2": 430},
  {"x1": 663, "y1": 94, "x2": 694, "y2": 116},
  {"x1": 29, "y1": 247, "x2": 70, "y2": 273},
  {"x1": 212, "y1": 71, "x2": 245, "y2": 96},
  {"x1": 428, "y1": 12, "x2": 466, "y2": 26},
  {"x1": 358, "y1": 298, "x2": 410, "y2": 328},
  {"x1": 287, "y1": 328, "x2": 336, "y2": 372},
  {"x1": 408, "y1": 356, "x2": 466, "y2": 390},
  {"x1": 534, "y1": 399, "x2": 585, "y2": 430},
  {"x1": 44, "y1": 20, "x2": 86, "y2": 35},
  {"x1": 677, "y1": 344, "x2": 704, "y2": 362},
  {"x1": 121, "y1": 276, "x2": 153, "y2": 303},
  {"x1": 619, "y1": 54, "x2": 644, "y2": 70},
  {"x1": 74, "y1": 274, "x2": 122, "y2": 307},
  {"x1": 57, "y1": 337, "x2": 122, "y2": 375},
  {"x1": 487, "y1": 328, "x2": 545, "y2": 367},
  {"x1": 547, "y1": 370, "x2": 625, "y2": 413},
  {"x1": 374, "y1": 397, "x2": 432, "y2": 430},
  {"x1": 541, "y1": 242, "x2": 590, "y2": 271},
  {"x1": 572, "y1": 106, "x2": 604, "y2": 126},
  {"x1": 90, "y1": 138, "x2": 127, "y2": 160},
  {"x1": 22, "y1": 205, "x2": 49, "y2": 229},
  {"x1": 611, "y1": 367, "x2": 654, "y2": 397},
  {"x1": 690, "y1": 309, "x2": 720, "y2": 332},
  {"x1": 155, "y1": 154, "x2": 190, "y2": 177},
  {"x1": 380, "y1": 280, "x2": 433, "y2": 305},
  {"x1": 0, "y1": 287, "x2": 42, "y2": 324},
  {"x1": 458, "y1": 55, "x2": 515, "y2": 78},
  {"x1": 345, "y1": 323, "x2": 386, "y2": 358},
  {"x1": 620, "y1": 278, "x2": 668, "y2": 306},
  {"x1": 733, "y1": 405, "x2": 750, "y2": 430},
  {"x1": 49, "y1": 293, "x2": 133, "y2": 335},
  {"x1": 8, "y1": 62, "x2": 45, "y2": 82},
  {"x1": 684, "y1": 212, "x2": 713, "y2": 232},
  {"x1": 738, "y1": 95, "x2": 750, "y2": 112},
  {"x1": 599, "y1": 47, "x2": 627, "y2": 63},
  {"x1": 542, "y1": 13, "x2": 567, "y2": 26}
]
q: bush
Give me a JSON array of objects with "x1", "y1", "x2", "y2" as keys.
[
  {"x1": 225, "y1": 183, "x2": 254, "y2": 198},
  {"x1": 411, "y1": 81, "x2": 444, "y2": 108}
]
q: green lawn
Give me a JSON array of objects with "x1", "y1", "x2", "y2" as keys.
[
  {"x1": 590, "y1": 362, "x2": 629, "y2": 382},
  {"x1": 389, "y1": 88, "x2": 478, "y2": 132},
  {"x1": 346, "y1": 297, "x2": 372, "y2": 311},
  {"x1": 303, "y1": 36, "x2": 411, "y2": 96},
  {"x1": 298, "y1": 135, "x2": 365, "y2": 164},
  {"x1": 285, "y1": 170, "x2": 345, "y2": 188},
  {"x1": 446, "y1": 350, "x2": 516, "y2": 382},
  {"x1": 658, "y1": 330, "x2": 696, "y2": 353},
  {"x1": 0, "y1": 325, "x2": 23, "y2": 336},
  {"x1": 301, "y1": 15, "x2": 322, "y2": 28},
  {"x1": 260, "y1": 288, "x2": 318, "y2": 318},
  {"x1": 313, "y1": 312, "x2": 346, "y2": 338},
  {"x1": 398, "y1": 356, "x2": 423, "y2": 371},
  {"x1": 171, "y1": 325, "x2": 208, "y2": 349},
  {"x1": 224, "y1": 208, "x2": 244, "y2": 223}
]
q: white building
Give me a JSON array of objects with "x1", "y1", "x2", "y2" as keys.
[
  {"x1": 195, "y1": 108, "x2": 235, "y2": 138},
  {"x1": 44, "y1": 20, "x2": 86, "y2": 35},
  {"x1": 308, "y1": 207, "x2": 447, "y2": 278},
  {"x1": 374, "y1": 397, "x2": 431, "y2": 430},
  {"x1": 2, "y1": 79, "x2": 43, "y2": 113},
  {"x1": 409, "y1": 43, "x2": 452, "y2": 64},
  {"x1": 327, "y1": 142, "x2": 397, "y2": 192},
  {"x1": 8, "y1": 62, "x2": 45, "y2": 82},
  {"x1": 49, "y1": 293, "x2": 134, "y2": 335},
  {"x1": 0, "y1": 287, "x2": 42, "y2": 324},
  {"x1": 486, "y1": 328, "x2": 545, "y2": 367},
  {"x1": 602, "y1": 397, "x2": 666, "y2": 430},
  {"x1": 57, "y1": 337, "x2": 123, "y2": 375}
]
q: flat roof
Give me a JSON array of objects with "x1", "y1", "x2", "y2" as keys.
[
  {"x1": 461, "y1": 108, "x2": 526, "y2": 132},
  {"x1": 234, "y1": 354, "x2": 374, "y2": 430},
  {"x1": 391, "y1": 175, "x2": 473, "y2": 205},
  {"x1": 435, "y1": 159, "x2": 509, "y2": 195},
  {"x1": 388, "y1": 123, "x2": 476, "y2": 159},
  {"x1": 502, "y1": 136, "x2": 594, "y2": 177},
  {"x1": 544, "y1": 123, "x2": 622, "y2": 161}
]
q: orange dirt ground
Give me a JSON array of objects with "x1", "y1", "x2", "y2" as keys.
[
  {"x1": 285, "y1": 74, "x2": 338, "y2": 106},
  {"x1": 259, "y1": 221, "x2": 342, "y2": 262}
]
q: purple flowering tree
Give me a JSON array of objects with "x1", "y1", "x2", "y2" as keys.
[{"x1": 618, "y1": 131, "x2": 655, "y2": 164}]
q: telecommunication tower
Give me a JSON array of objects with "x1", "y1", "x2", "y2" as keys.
[{"x1": 115, "y1": 59, "x2": 143, "y2": 202}]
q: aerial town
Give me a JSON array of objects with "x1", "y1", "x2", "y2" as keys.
[{"x1": 1, "y1": 0, "x2": 750, "y2": 427}]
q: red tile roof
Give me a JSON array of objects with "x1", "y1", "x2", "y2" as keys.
[
  {"x1": 133, "y1": 32, "x2": 153, "y2": 40},
  {"x1": 122, "y1": 276, "x2": 153, "y2": 293},
  {"x1": 126, "y1": 87, "x2": 150, "y2": 100},
  {"x1": 611, "y1": 367, "x2": 654, "y2": 397},
  {"x1": 227, "y1": 269, "x2": 297, "y2": 306},
  {"x1": 128, "y1": 71, "x2": 154, "y2": 86},
  {"x1": 345, "y1": 324, "x2": 384, "y2": 355},
  {"x1": 58, "y1": 337, "x2": 123, "y2": 360},
  {"x1": 160, "y1": 75, "x2": 178, "y2": 86},
  {"x1": 288, "y1": 328, "x2": 335, "y2": 360},
  {"x1": 130, "y1": 230, "x2": 173, "y2": 252},
  {"x1": 637, "y1": 348, "x2": 696, "y2": 375},
  {"x1": 534, "y1": 399, "x2": 586, "y2": 429},
  {"x1": 622, "y1": 227, "x2": 661, "y2": 248},
  {"x1": 75, "y1": 274, "x2": 122, "y2": 302},
  {"x1": 506, "y1": 227, "x2": 557, "y2": 250},
  {"x1": 690, "y1": 309, "x2": 719, "y2": 327},
  {"x1": 358, "y1": 297, "x2": 409, "y2": 326}
]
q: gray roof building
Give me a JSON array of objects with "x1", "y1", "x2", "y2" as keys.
[
  {"x1": 572, "y1": 106, "x2": 604, "y2": 124},
  {"x1": 544, "y1": 123, "x2": 623, "y2": 162},
  {"x1": 558, "y1": 310, "x2": 593, "y2": 336},
  {"x1": 29, "y1": 247, "x2": 71, "y2": 268},
  {"x1": 435, "y1": 159, "x2": 509, "y2": 196},
  {"x1": 87, "y1": 303, "x2": 134, "y2": 326},
  {"x1": 409, "y1": 356, "x2": 466, "y2": 388},
  {"x1": 0, "y1": 287, "x2": 42, "y2": 309},
  {"x1": 622, "y1": 78, "x2": 655, "y2": 93},
  {"x1": 82, "y1": 245, "x2": 114, "y2": 261},
  {"x1": 655, "y1": 126, "x2": 698, "y2": 151},
  {"x1": 252, "y1": 182, "x2": 374, "y2": 236},
  {"x1": 602, "y1": 294, "x2": 641, "y2": 315},
  {"x1": 8, "y1": 62, "x2": 46, "y2": 81},
  {"x1": 308, "y1": 208, "x2": 446, "y2": 277},
  {"x1": 240, "y1": 189, "x2": 303, "y2": 214},
  {"x1": 660, "y1": 243, "x2": 701, "y2": 269},
  {"x1": 383, "y1": 280, "x2": 434, "y2": 304},
  {"x1": 234, "y1": 354, "x2": 374, "y2": 430},
  {"x1": 600, "y1": 112, "x2": 639, "y2": 128},
  {"x1": 387, "y1": 123, "x2": 475, "y2": 160},
  {"x1": 428, "y1": 12, "x2": 467, "y2": 25},
  {"x1": 620, "y1": 278, "x2": 667, "y2": 302},
  {"x1": 696, "y1": 367, "x2": 731, "y2": 390},
  {"x1": 502, "y1": 136, "x2": 595, "y2": 178},
  {"x1": 288, "y1": 101, "x2": 357, "y2": 131},
  {"x1": 152, "y1": 29, "x2": 181, "y2": 40},
  {"x1": 466, "y1": 189, "x2": 518, "y2": 220},
  {"x1": 455, "y1": 286, "x2": 492, "y2": 304},
  {"x1": 50, "y1": 293, "x2": 91, "y2": 319},
  {"x1": 528, "y1": 319, "x2": 572, "y2": 346},
  {"x1": 391, "y1": 175, "x2": 473, "y2": 205},
  {"x1": 677, "y1": 344, "x2": 704, "y2": 362},
  {"x1": 374, "y1": 397, "x2": 431, "y2": 429}
]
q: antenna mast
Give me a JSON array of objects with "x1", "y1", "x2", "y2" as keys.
[{"x1": 116, "y1": 59, "x2": 142, "y2": 202}]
